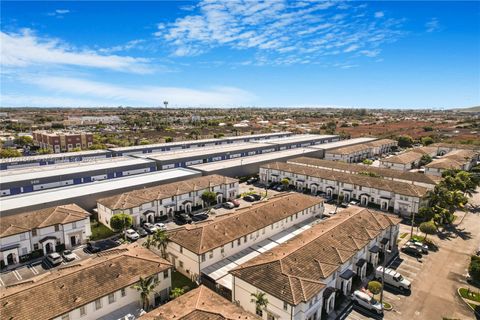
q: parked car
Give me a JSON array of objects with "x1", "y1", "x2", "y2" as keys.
[
  {"x1": 229, "y1": 199, "x2": 240, "y2": 207},
  {"x1": 349, "y1": 200, "x2": 360, "y2": 206},
  {"x1": 86, "y1": 241, "x2": 101, "y2": 253},
  {"x1": 375, "y1": 266, "x2": 411, "y2": 291},
  {"x1": 46, "y1": 252, "x2": 63, "y2": 266},
  {"x1": 352, "y1": 290, "x2": 383, "y2": 315},
  {"x1": 268, "y1": 182, "x2": 279, "y2": 189},
  {"x1": 246, "y1": 177, "x2": 258, "y2": 184},
  {"x1": 154, "y1": 223, "x2": 167, "y2": 231},
  {"x1": 143, "y1": 222, "x2": 158, "y2": 234},
  {"x1": 62, "y1": 250, "x2": 76, "y2": 262},
  {"x1": 401, "y1": 244, "x2": 423, "y2": 258},
  {"x1": 125, "y1": 229, "x2": 140, "y2": 241},
  {"x1": 340, "y1": 202, "x2": 349, "y2": 208},
  {"x1": 134, "y1": 227, "x2": 148, "y2": 238},
  {"x1": 243, "y1": 195, "x2": 255, "y2": 202},
  {"x1": 275, "y1": 185, "x2": 284, "y2": 191},
  {"x1": 177, "y1": 213, "x2": 193, "y2": 224},
  {"x1": 405, "y1": 240, "x2": 428, "y2": 254},
  {"x1": 251, "y1": 193, "x2": 262, "y2": 201},
  {"x1": 223, "y1": 202, "x2": 235, "y2": 209}
]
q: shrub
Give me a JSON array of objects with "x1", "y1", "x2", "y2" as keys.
[
  {"x1": 469, "y1": 255, "x2": 480, "y2": 282},
  {"x1": 368, "y1": 281, "x2": 382, "y2": 295}
]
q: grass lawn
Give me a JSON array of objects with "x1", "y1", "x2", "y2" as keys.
[
  {"x1": 172, "y1": 270, "x2": 198, "y2": 292},
  {"x1": 90, "y1": 221, "x2": 117, "y2": 241},
  {"x1": 399, "y1": 233, "x2": 408, "y2": 239},
  {"x1": 411, "y1": 234, "x2": 426, "y2": 242},
  {"x1": 459, "y1": 288, "x2": 480, "y2": 302},
  {"x1": 383, "y1": 301, "x2": 392, "y2": 310}
]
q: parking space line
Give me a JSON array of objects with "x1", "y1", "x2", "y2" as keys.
[
  {"x1": 28, "y1": 264, "x2": 39, "y2": 275},
  {"x1": 0, "y1": 276, "x2": 4, "y2": 286},
  {"x1": 12, "y1": 270, "x2": 22, "y2": 281}
]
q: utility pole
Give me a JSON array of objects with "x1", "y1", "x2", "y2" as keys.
[{"x1": 163, "y1": 101, "x2": 169, "y2": 126}]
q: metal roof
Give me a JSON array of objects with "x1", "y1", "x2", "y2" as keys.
[
  {"x1": 0, "y1": 168, "x2": 200, "y2": 213},
  {"x1": 308, "y1": 137, "x2": 379, "y2": 150},
  {"x1": 257, "y1": 134, "x2": 339, "y2": 145},
  {"x1": 0, "y1": 149, "x2": 110, "y2": 164}
]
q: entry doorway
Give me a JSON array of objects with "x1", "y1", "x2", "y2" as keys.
[
  {"x1": 7, "y1": 253, "x2": 16, "y2": 265},
  {"x1": 70, "y1": 236, "x2": 77, "y2": 247}
]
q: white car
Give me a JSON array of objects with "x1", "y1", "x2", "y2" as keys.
[
  {"x1": 405, "y1": 240, "x2": 428, "y2": 254},
  {"x1": 223, "y1": 202, "x2": 235, "y2": 209},
  {"x1": 375, "y1": 266, "x2": 411, "y2": 291},
  {"x1": 352, "y1": 290, "x2": 383, "y2": 315},
  {"x1": 154, "y1": 223, "x2": 167, "y2": 231},
  {"x1": 125, "y1": 229, "x2": 140, "y2": 241},
  {"x1": 62, "y1": 250, "x2": 76, "y2": 262},
  {"x1": 143, "y1": 223, "x2": 158, "y2": 234}
]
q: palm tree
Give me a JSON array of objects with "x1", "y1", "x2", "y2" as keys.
[
  {"x1": 142, "y1": 235, "x2": 155, "y2": 250},
  {"x1": 132, "y1": 276, "x2": 159, "y2": 311},
  {"x1": 250, "y1": 292, "x2": 269, "y2": 316},
  {"x1": 170, "y1": 287, "x2": 185, "y2": 299},
  {"x1": 153, "y1": 229, "x2": 170, "y2": 259}
]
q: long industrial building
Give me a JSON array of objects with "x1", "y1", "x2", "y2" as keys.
[
  {"x1": 0, "y1": 157, "x2": 157, "y2": 196},
  {"x1": 140, "y1": 134, "x2": 339, "y2": 170},
  {"x1": 0, "y1": 168, "x2": 201, "y2": 216},
  {"x1": 0, "y1": 149, "x2": 112, "y2": 170},
  {"x1": 108, "y1": 132, "x2": 293, "y2": 156}
]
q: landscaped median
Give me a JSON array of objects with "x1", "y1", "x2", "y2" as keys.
[{"x1": 457, "y1": 287, "x2": 480, "y2": 316}]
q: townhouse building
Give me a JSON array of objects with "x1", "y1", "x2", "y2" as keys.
[
  {"x1": 96, "y1": 175, "x2": 239, "y2": 229},
  {"x1": 0, "y1": 246, "x2": 172, "y2": 320},
  {"x1": 165, "y1": 193, "x2": 324, "y2": 283},
  {"x1": 260, "y1": 162, "x2": 428, "y2": 217},
  {"x1": 230, "y1": 207, "x2": 401, "y2": 320},
  {"x1": 379, "y1": 147, "x2": 438, "y2": 171},
  {"x1": 431, "y1": 143, "x2": 480, "y2": 157},
  {"x1": 425, "y1": 149, "x2": 479, "y2": 176},
  {"x1": 139, "y1": 285, "x2": 259, "y2": 319},
  {"x1": 324, "y1": 139, "x2": 397, "y2": 163},
  {"x1": 33, "y1": 130, "x2": 93, "y2": 153},
  {"x1": 0, "y1": 204, "x2": 91, "y2": 268},
  {"x1": 288, "y1": 157, "x2": 441, "y2": 189}
]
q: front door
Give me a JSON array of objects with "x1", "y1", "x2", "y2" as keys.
[
  {"x1": 70, "y1": 236, "x2": 76, "y2": 247},
  {"x1": 7, "y1": 253, "x2": 15, "y2": 265},
  {"x1": 45, "y1": 242, "x2": 53, "y2": 253}
]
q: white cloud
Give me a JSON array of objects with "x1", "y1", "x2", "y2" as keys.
[
  {"x1": 1, "y1": 30, "x2": 152, "y2": 73},
  {"x1": 98, "y1": 39, "x2": 146, "y2": 54},
  {"x1": 425, "y1": 18, "x2": 440, "y2": 32},
  {"x1": 23, "y1": 76, "x2": 255, "y2": 107},
  {"x1": 159, "y1": 0, "x2": 404, "y2": 65},
  {"x1": 56, "y1": 9, "x2": 70, "y2": 14}
]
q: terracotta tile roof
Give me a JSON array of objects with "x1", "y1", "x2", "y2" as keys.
[
  {"x1": 97, "y1": 174, "x2": 238, "y2": 210},
  {"x1": 0, "y1": 245, "x2": 172, "y2": 320},
  {"x1": 380, "y1": 147, "x2": 437, "y2": 165},
  {"x1": 0, "y1": 204, "x2": 90, "y2": 238},
  {"x1": 431, "y1": 143, "x2": 480, "y2": 151},
  {"x1": 261, "y1": 162, "x2": 428, "y2": 198},
  {"x1": 230, "y1": 207, "x2": 400, "y2": 305},
  {"x1": 139, "y1": 285, "x2": 259, "y2": 320},
  {"x1": 327, "y1": 139, "x2": 396, "y2": 155},
  {"x1": 288, "y1": 157, "x2": 441, "y2": 185},
  {"x1": 425, "y1": 149, "x2": 478, "y2": 170},
  {"x1": 168, "y1": 193, "x2": 323, "y2": 254}
]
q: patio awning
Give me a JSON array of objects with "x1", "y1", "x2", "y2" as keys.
[
  {"x1": 340, "y1": 269, "x2": 354, "y2": 280},
  {"x1": 380, "y1": 238, "x2": 389, "y2": 245},
  {"x1": 380, "y1": 196, "x2": 391, "y2": 200},
  {"x1": 323, "y1": 286, "x2": 336, "y2": 298},
  {"x1": 0, "y1": 243, "x2": 20, "y2": 252},
  {"x1": 369, "y1": 245, "x2": 380, "y2": 253},
  {"x1": 356, "y1": 258, "x2": 367, "y2": 267},
  {"x1": 39, "y1": 236, "x2": 57, "y2": 243},
  {"x1": 182, "y1": 200, "x2": 192, "y2": 205},
  {"x1": 142, "y1": 210, "x2": 155, "y2": 215}
]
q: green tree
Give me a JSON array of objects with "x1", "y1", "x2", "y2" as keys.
[
  {"x1": 421, "y1": 136, "x2": 434, "y2": 146},
  {"x1": 201, "y1": 191, "x2": 217, "y2": 207},
  {"x1": 189, "y1": 129, "x2": 201, "y2": 140},
  {"x1": 280, "y1": 178, "x2": 290, "y2": 189},
  {"x1": 0, "y1": 148, "x2": 21, "y2": 158},
  {"x1": 14, "y1": 136, "x2": 33, "y2": 147},
  {"x1": 152, "y1": 229, "x2": 170, "y2": 259},
  {"x1": 422, "y1": 126, "x2": 434, "y2": 132},
  {"x1": 142, "y1": 235, "x2": 155, "y2": 250},
  {"x1": 397, "y1": 135, "x2": 414, "y2": 148},
  {"x1": 362, "y1": 159, "x2": 373, "y2": 165},
  {"x1": 324, "y1": 121, "x2": 337, "y2": 135},
  {"x1": 469, "y1": 255, "x2": 480, "y2": 282},
  {"x1": 334, "y1": 193, "x2": 345, "y2": 214},
  {"x1": 368, "y1": 281, "x2": 382, "y2": 295},
  {"x1": 419, "y1": 154, "x2": 432, "y2": 166},
  {"x1": 250, "y1": 292, "x2": 269, "y2": 316},
  {"x1": 170, "y1": 287, "x2": 185, "y2": 299},
  {"x1": 110, "y1": 213, "x2": 133, "y2": 239},
  {"x1": 164, "y1": 136, "x2": 173, "y2": 143},
  {"x1": 419, "y1": 221, "x2": 436, "y2": 241},
  {"x1": 132, "y1": 276, "x2": 159, "y2": 310}
]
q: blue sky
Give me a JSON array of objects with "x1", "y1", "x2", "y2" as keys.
[{"x1": 1, "y1": 1, "x2": 479, "y2": 109}]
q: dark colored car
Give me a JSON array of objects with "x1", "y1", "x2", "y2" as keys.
[
  {"x1": 246, "y1": 177, "x2": 258, "y2": 184},
  {"x1": 268, "y1": 182, "x2": 279, "y2": 189},
  {"x1": 325, "y1": 198, "x2": 335, "y2": 204},
  {"x1": 243, "y1": 195, "x2": 255, "y2": 202},
  {"x1": 134, "y1": 227, "x2": 149, "y2": 238},
  {"x1": 177, "y1": 213, "x2": 193, "y2": 224},
  {"x1": 401, "y1": 245, "x2": 422, "y2": 258},
  {"x1": 86, "y1": 242, "x2": 102, "y2": 253},
  {"x1": 251, "y1": 193, "x2": 262, "y2": 201}
]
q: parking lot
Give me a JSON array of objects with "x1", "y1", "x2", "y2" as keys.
[{"x1": 0, "y1": 244, "x2": 97, "y2": 288}]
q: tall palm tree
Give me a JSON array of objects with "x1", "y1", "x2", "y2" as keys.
[
  {"x1": 250, "y1": 292, "x2": 269, "y2": 316},
  {"x1": 142, "y1": 235, "x2": 155, "y2": 250},
  {"x1": 132, "y1": 276, "x2": 159, "y2": 311},
  {"x1": 153, "y1": 229, "x2": 170, "y2": 259}
]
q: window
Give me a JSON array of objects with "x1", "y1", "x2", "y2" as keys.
[
  {"x1": 163, "y1": 270, "x2": 169, "y2": 279},
  {"x1": 20, "y1": 233, "x2": 26, "y2": 241},
  {"x1": 61, "y1": 314, "x2": 69, "y2": 320},
  {"x1": 79, "y1": 306, "x2": 86, "y2": 317},
  {"x1": 95, "y1": 299, "x2": 102, "y2": 310},
  {"x1": 121, "y1": 288, "x2": 126, "y2": 297},
  {"x1": 72, "y1": 222, "x2": 77, "y2": 229},
  {"x1": 33, "y1": 243, "x2": 39, "y2": 250},
  {"x1": 209, "y1": 251, "x2": 213, "y2": 259},
  {"x1": 171, "y1": 196, "x2": 174, "y2": 201},
  {"x1": 22, "y1": 247, "x2": 27, "y2": 255},
  {"x1": 179, "y1": 261, "x2": 184, "y2": 268},
  {"x1": 231, "y1": 241, "x2": 234, "y2": 248},
  {"x1": 221, "y1": 246, "x2": 225, "y2": 254},
  {"x1": 283, "y1": 301, "x2": 288, "y2": 311},
  {"x1": 201, "y1": 254, "x2": 206, "y2": 262},
  {"x1": 32, "y1": 229, "x2": 37, "y2": 237},
  {"x1": 179, "y1": 246, "x2": 183, "y2": 254},
  {"x1": 237, "y1": 238, "x2": 241, "y2": 246},
  {"x1": 55, "y1": 225, "x2": 60, "y2": 232},
  {"x1": 108, "y1": 293, "x2": 115, "y2": 304}
]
